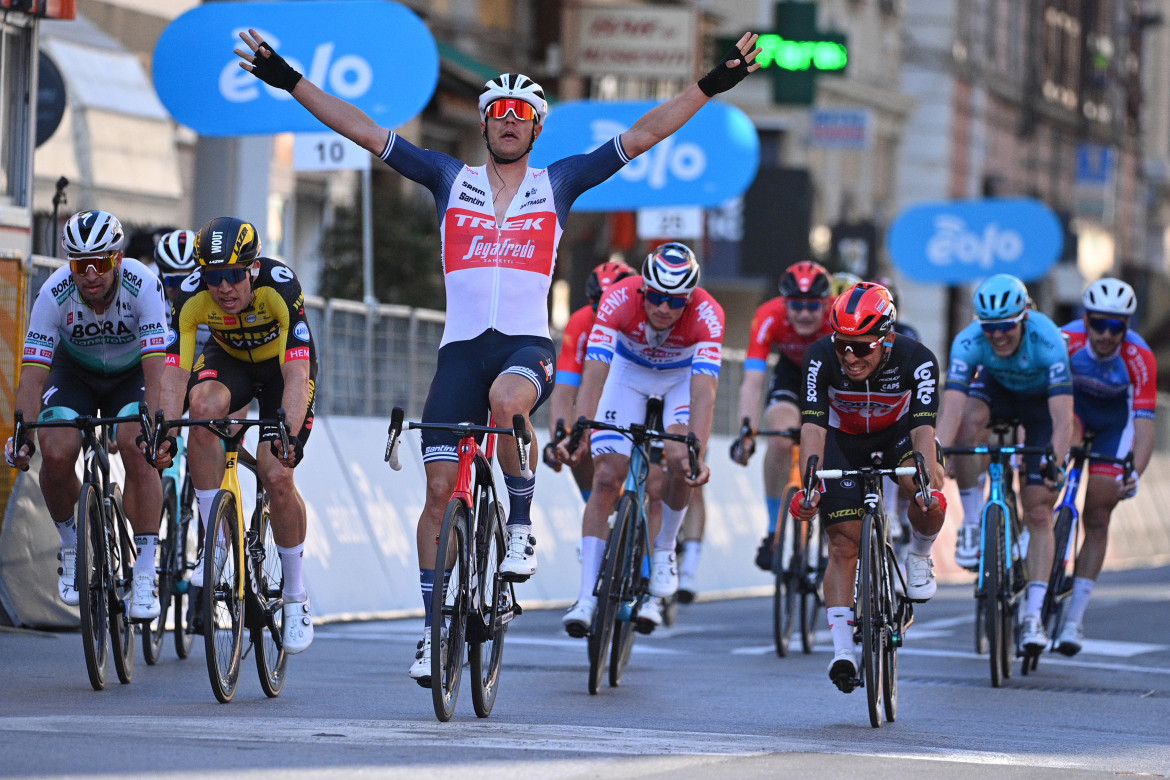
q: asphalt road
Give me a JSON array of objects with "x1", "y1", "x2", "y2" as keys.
[{"x1": 1, "y1": 566, "x2": 1168, "y2": 779}]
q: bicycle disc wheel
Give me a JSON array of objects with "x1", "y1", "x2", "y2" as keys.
[
  {"x1": 610, "y1": 500, "x2": 645, "y2": 688},
  {"x1": 76, "y1": 483, "x2": 109, "y2": 691},
  {"x1": 588, "y1": 497, "x2": 630, "y2": 695},
  {"x1": 801, "y1": 516, "x2": 826, "y2": 655},
  {"x1": 432, "y1": 499, "x2": 469, "y2": 722},
  {"x1": 860, "y1": 512, "x2": 885, "y2": 728},
  {"x1": 882, "y1": 546, "x2": 899, "y2": 724},
  {"x1": 773, "y1": 486, "x2": 798, "y2": 657},
  {"x1": 143, "y1": 477, "x2": 178, "y2": 665},
  {"x1": 984, "y1": 504, "x2": 1006, "y2": 688},
  {"x1": 173, "y1": 483, "x2": 197, "y2": 660},
  {"x1": 253, "y1": 504, "x2": 288, "y2": 698},
  {"x1": 204, "y1": 490, "x2": 243, "y2": 703},
  {"x1": 109, "y1": 491, "x2": 136, "y2": 686},
  {"x1": 470, "y1": 500, "x2": 507, "y2": 718}
]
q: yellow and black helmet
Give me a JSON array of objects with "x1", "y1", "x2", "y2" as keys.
[{"x1": 195, "y1": 216, "x2": 261, "y2": 267}]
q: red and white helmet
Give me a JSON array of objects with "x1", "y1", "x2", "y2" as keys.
[{"x1": 830, "y1": 282, "x2": 896, "y2": 338}]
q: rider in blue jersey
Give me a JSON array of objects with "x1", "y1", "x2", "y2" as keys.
[{"x1": 936, "y1": 274, "x2": 1074, "y2": 652}]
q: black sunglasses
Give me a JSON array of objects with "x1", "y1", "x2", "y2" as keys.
[
  {"x1": 203, "y1": 267, "x2": 249, "y2": 287},
  {"x1": 644, "y1": 288, "x2": 688, "y2": 309},
  {"x1": 832, "y1": 333, "x2": 882, "y2": 358},
  {"x1": 1087, "y1": 316, "x2": 1127, "y2": 335},
  {"x1": 787, "y1": 300, "x2": 823, "y2": 313}
]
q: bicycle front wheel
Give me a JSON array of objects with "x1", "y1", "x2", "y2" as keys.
[
  {"x1": 881, "y1": 544, "x2": 900, "y2": 724},
  {"x1": 432, "y1": 499, "x2": 469, "y2": 722},
  {"x1": 143, "y1": 477, "x2": 178, "y2": 665},
  {"x1": 173, "y1": 481, "x2": 197, "y2": 659},
  {"x1": 984, "y1": 504, "x2": 1007, "y2": 688},
  {"x1": 800, "y1": 514, "x2": 826, "y2": 655},
  {"x1": 772, "y1": 487, "x2": 797, "y2": 657},
  {"x1": 204, "y1": 490, "x2": 244, "y2": 703},
  {"x1": 1042, "y1": 505, "x2": 1076, "y2": 640},
  {"x1": 253, "y1": 503, "x2": 288, "y2": 698},
  {"x1": 589, "y1": 496, "x2": 630, "y2": 695},
  {"x1": 610, "y1": 497, "x2": 646, "y2": 688},
  {"x1": 108, "y1": 488, "x2": 136, "y2": 686},
  {"x1": 470, "y1": 499, "x2": 507, "y2": 718},
  {"x1": 76, "y1": 482, "x2": 109, "y2": 691},
  {"x1": 859, "y1": 511, "x2": 885, "y2": 728}
]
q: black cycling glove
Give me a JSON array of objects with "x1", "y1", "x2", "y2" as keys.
[
  {"x1": 698, "y1": 43, "x2": 753, "y2": 97},
  {"x1": 250, "y1": 42, "x2": 303, "y2": 93}
]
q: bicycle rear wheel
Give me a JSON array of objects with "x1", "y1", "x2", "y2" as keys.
[
  {"x1": 143, "y1": 477, "x2": 178, "y2": 665},
  {"x1": 253, "y1": 503, "x2": 288, "y2": 698},
  {"x1": 589, "y1": 497, "x2": 630, "y2": 695},
  {"x1": 610, "y1": 499, "x2": 646, "y2": 688},
  {"x1": 204, "y1": 490, "x2": 244, "y2": 703},
  {"x1": 470, "y1": 499, "x2": 507, "y2": 718},
  {"x1": 432, "y1": 499, "x2": 469, "y2": 722},
  {"x1": 773, "y1": 486, "x2": 799, "y2": 657},
  {"x1": 984, "y1": 504, "x2": 1007, "y2": 688},
  {"x1": 109, "y1": 489, "x2": 136, "y2": 685},
  {"x1": 800, "y1": 514, "x2": 826, "y2": 655},
  {"x1": 76, "y1": 483, "x2": 109, "y2": 691},
  {"x1": 859, "y1": 511, "x2": 885, "y2": 728},
  {"x1": 173, "y1": 482, "x2": 197, "y2": 660}
]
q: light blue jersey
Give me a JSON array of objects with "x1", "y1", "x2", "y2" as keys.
[{"x1": 945, "y1": 311, "x2": 1072, "y2": 397}]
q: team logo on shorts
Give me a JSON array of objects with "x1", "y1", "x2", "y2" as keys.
[{"x1": 541, "y1": 358, "x2": 554, "y2": 381}]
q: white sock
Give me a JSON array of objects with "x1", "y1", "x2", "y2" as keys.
[
  {"x1": 908, "y1": 528, "x2": 937, "y2": 557},
  {"x1": 827, "y1": 606, "x2": 855, "y2": 656},
  {"x1": 680, "y1": 540, "x2": 702, "y2": 578},
  {"x1": 1024, "y1": 581, "x2": 1047, "y2": 618},
  {"x1": 578, "y1": 536, "x2": 605, "y2": 603},
  {"x1": 654, "y1": 504, "x2": 687, "y2": 552},
  {"x1": 1066, "y1": 577, "x2": 1095, "y2": 625},
  {"x1": 278, "y1": 543, "x2": 306, "y2": 602},
  {"x1": 133, "y1": 534, "x2": 158, "y2": 576},
  {"x1": 55, "y1": 516, "x2": 76, "y2": 547},
  {"x1": 959, "y1": 487, "x2": 984, "y2": 529},
  {"x1": 195, "y1": 488, "x2": 219, "y2": 529}
]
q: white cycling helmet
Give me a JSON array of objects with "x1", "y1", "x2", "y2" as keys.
[
  {"x1": 62, "y1": 210, "x2": 125, "y2": 256},
  {"x1": 478, "y1": 73, "x2": 548, "y2": 124},
  {"x1": 154, "y1": 229, "x2": 197, "y2": 274},
  {"x1": 642, "y1": 242, "x2": 700, "y2": 295},
  {"x1": 1082, "y1": 278, "x2": 1136, "y2": 317}
]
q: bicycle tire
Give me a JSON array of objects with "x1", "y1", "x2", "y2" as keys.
[
  {"x1": 773, "y1": 486, "x2": 798, "y2": 657},
  {"x1": 143, "y1": 477, "x2": 178, "y2": 665},
  {"x1": 173, "y1": 483, "x2": 197, "y2": 660},
  {"x1": 470, "y1": 499, "x2": 507, "y2": 718},
  {"x1": 76, "y1": 482, "x2": 109, "y2": 691},
  {"x1": 984, "y1": 504, "x2": 1006, "y2": 688},
  {"x1": 859, "y1": 511, "x2": 885, "y2": 728},
  {"x1": 610, "y1": 499, "x2": 646, "y2": 688},
  {"x1": 109, "y1": 488, "x2": 136, "y2": 686},
  {"x1": 1042, "y1": 506, "x2": 1076, "y2": 641},
  {"x1": 882, "y1": 542, "x2": 899, "y2": 724},
  {"x1": 801, "y1": 514, "x2": 826, "y2": 655},
  {"x1": 432, "y1": 499, "x2": 469, "y2": 722},
  {"x1": 588, "y1": 498, "x2": 629, "y2": 695},
  {"x1": 204, "y1": 490, "x2": 243, "y2": 703},
  {"x1": 253, "y1": 503, "x2": 288, "y2": 698}
]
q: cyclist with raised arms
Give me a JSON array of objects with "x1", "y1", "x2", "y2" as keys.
[
  {"x1": 5, "y1": 210, "x2": 168, "y2": 620},
  {"x1": 558, "y1": 243, "x2": 722, "y2": 634},
  {"x1": 233, "y1": 27, "x2": 761, "y2": 681},
  {"x1": 545, "y1": 260, "x2": 636, "y2": 499},
  {"x1": 150, "y1": 216, "x2": 318, "y2": 655},
  {"x1": 1057, "y1": 278, "x2": 1156, "y2": 655},
  {"x1": 731, "y1": 261, "x2": 833, "y2": 570},
  {"x1": 936, "y1": 273, "x2": 1074, "y2": 653},
  {"x1": 790, "y1": 282, "x2": 946, "y2": 691}
]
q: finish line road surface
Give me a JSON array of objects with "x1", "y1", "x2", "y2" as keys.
[{"x1": 1, "y1": 566, "x2": 1168, "y2": 779}]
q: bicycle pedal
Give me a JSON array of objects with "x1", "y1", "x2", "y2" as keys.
[
  {"x1": 512, "y1": 603, "x2": 522, "y2": 616},
  {"x1": 499, "y1": 571, "x2": 531, "y2": 584}
]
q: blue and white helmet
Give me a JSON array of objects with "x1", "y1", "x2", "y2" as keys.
[
  {"x1": 642, "y1": 242, "x2": 700, "y2": 295},
  {"x1": 478, "y1": 73, "x2": 548, "y2": 124},
  {"x1": 973, "y1": 274, "x2": 1029, "y2": 320}
]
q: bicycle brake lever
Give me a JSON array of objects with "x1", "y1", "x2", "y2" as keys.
[
  {"x1": 384, "y1": 407, "x2": 404, "y2": 471},
  {"x1": 802, "y1": 455, "x2": 820, "y2": 509},
  {"x1": 686, "y1": 433, "x2": 701, "y2": 480},
  {"x1": 512, "y1": 414, "x2": 532, "y2": 479}
]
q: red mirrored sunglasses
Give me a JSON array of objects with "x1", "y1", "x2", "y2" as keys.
[{"x1": 487, "y1": 98, "x2": 536, "y2": 121}]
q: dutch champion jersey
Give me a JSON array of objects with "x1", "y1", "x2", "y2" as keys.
[
  {"x1": 379, "y1": 131, "x2": 630, "y2": 346},
  {"x1": 586, "y1": 276, "x2": 725, "y2": 377},
  {"x1": 22, "y1": 258, "x2": 168, "y2": 375}
]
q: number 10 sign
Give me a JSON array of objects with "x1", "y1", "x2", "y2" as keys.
[{"x1": 294, "y1": 132, "x2": 371, "y2": 171}]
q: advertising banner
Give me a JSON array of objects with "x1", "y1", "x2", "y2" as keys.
[
  {"x1": 575, "y1": 5, "x2": 696, "y2": 79},
  {"x1": 530, "y1": 99, "x2": 759, "y2": 211},
  {"x1": 153, "y1": 1, "x2": 438, "y2": 136},
  {"x1": 887, "y1": 198, "x2": 1063, "y2": 283}
]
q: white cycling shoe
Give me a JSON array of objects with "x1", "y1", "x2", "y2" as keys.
[
  {"x1": 57, "y1": 545, "x2": 79, "y2": 606},
  {"x1": 562, "y1": 599, "x2": 596, "y2": 638},
  {"x1": 904, "y1": 553, "x2": 937, "y2": 602},
  {"x1": 500, "y1": 526, "x2": 537, "y2": 581},
  {"x1": 282, "y1": 598, "x2": 314, "y2": 654},
  {"x1": 648, "y1": 550, "x2": 678, "y2": 597}
]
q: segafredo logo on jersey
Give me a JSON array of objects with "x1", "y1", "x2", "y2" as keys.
[{"x1": 153, "y1": 1, "x2": 438, "y2": 136}]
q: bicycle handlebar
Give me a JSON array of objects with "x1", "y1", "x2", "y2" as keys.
[
  {"x1": 11, "y1": 407, "x2": 149, "y2": 472},
  {"x1": 817, "y1": 465, "x2": 917, "y2": 480},
  {"x1": 566, "y1": 416, "x2": 702, "y2": 480},
  {"x1": 384, "y1": 406, "x2": 533, "y2": 477}
]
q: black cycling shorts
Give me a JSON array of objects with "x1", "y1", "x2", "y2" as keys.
[
  {"x1": 767, "y1": 354, "x2": 802, "y2": 406},
  {"x1": 420, "y1": 329, "x2": 555, "y2": 463},
  {"x1": 189, "y1": 341, "x2": 317, "y2": 456},
  {"x1": 39, "y1": 350, "x2": 144, "y2": 421},
  {"x1": 968, "y1": 370, "x2": 1052, "y2": 486}
]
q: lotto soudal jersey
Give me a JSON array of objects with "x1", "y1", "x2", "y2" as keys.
[
  {"x1": 379, "y1": 131, "x2": 631, "y2": 346},
  {"x1": 585, "y1": 276, "x2": 725, "y2": 377},
  {"x1": 744, "y1": 296, "x2": 832, "y2": 372},
  {"x1": 165, "y1": 257, "x2": 314, "y2": 369},
  {"x1": 801, "y1": 335, "x2": 941, "y2": 435},
  {"x1": 22, "y1": 258, "x2": 168, "y2": 375},
  {"x1": 555, "y1": 304, "x2": 596, "y2": 387},
  {"x1": 1061, "y1": 320, "x2": 1157, "y2": 420},
  {"x1": 945, "y1": 312, "x2": 1072, "y2": 397}
]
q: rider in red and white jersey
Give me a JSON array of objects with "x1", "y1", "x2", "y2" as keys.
[
  {"x1": 558, "y1": 243, "x2": 723, "y2": 634},
  {"x1": 235, "y1": 27, "x2": 762, "y2": 685}
]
